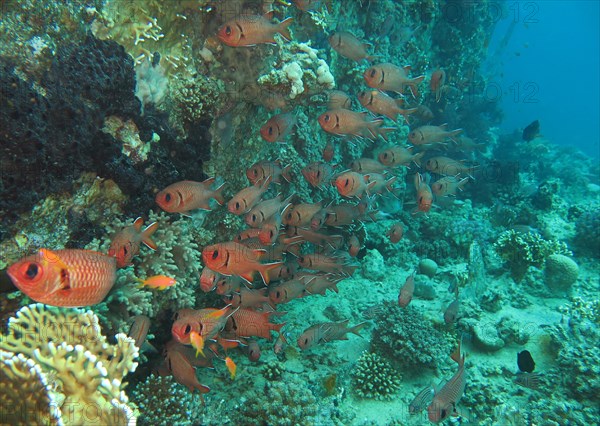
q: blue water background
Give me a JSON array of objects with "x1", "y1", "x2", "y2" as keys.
[{"x1": 484, "y1": 0, "x2": 599, "y2": 158}]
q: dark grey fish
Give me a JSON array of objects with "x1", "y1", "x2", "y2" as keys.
[
  {"x1": 514, "y1": 372, "x2": 542, "y2": 389},
  {"x1": 444, "y1": 299, "x2": 460, "y2": 324},
  {"x1": 522, "y1": 120, "x2": 540, "y2": 141},
  {"x1": 409, "y1": 384, "x2": 435, "y2": 415}
]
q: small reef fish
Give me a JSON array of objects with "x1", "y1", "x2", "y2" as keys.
[
  {"x1": 398, "y1": 271, "x2": 415, "y2": 307},
  {"x1": 363, "y1": 63, "x2": 425, "y2": 98},
  {"x1": 108, "y1": 217, "x2": 158, "y2": 268},
  {"x1": 412, "y1": 104, "x2": 434, "y2": 123},
  {"x1": 128, "y1": 315, "x2": 151, "y2": 348},
  {"x1": 300, "y1": 272, "x2": 343, "y2": 295},
  {"x1": 217, "y1": 12, "x2": 293, "y2": 47},
  {"x1": 190, "y1": 330, "x2": 205, "y2": 357},
  {"x1": 156, "y1": 178, "x2": 225, "y2": 214},
  {"x1": 285, "y1": 225, "x2": 343, "y2": 249},
  {"x1": 297, "y1": 319, "x2": 366, "y2": 350},
  {"x1": 431, "y1": 176, "x2": 469, "y2": 197},
  {"x1": 334, "y1": 171, "x2": 375, "y2": 199},
  {"x1": 260, "y1": 113, "x2": 297, "y2": 143},
  {"x1": 349, "y1": 157, "x2": 388, "y2": 174},
  {"x1": 223, "y1": 287, "x2": 272, "y2": 309},
  {"x1": 387, "y1": 223, "x2": 404, "y2": 243},
  {"x1": 408, "y1": 125, "x2": 463, "y2": 147},
  {"x1": 348, "y1": 235, "x2": 361, "y2": 257},
  {"x1": 428, "y1": 341, "x2": 467, "y2": 423},
  {"x1": 425, "y1": 156, "x2": 477, "y2": 177},
  {"x1": 430, "y1": 69, "x2": 446, "y2": 102},
  {"x1": 522, "y1": 119, "x2": 541, "y2": 142},
  {"x1": 298, "y1": 252, "x2": 358, "y2": 275},
  {"x1": 318, "y1": 109, "x2": 394, "y2": 141},
  {"x1": 454, "y1": 135, "x2": 486, "y2": 152},
  {"x1": 324, "y1": 200, "x2": 377, "y2": 227},
  {"x1": 163, "y1": 340, "x2": 211, "y2": 394},
  {"x1": 136, "y1": 274, "x2": 176, "y2": 290},
  {"x1": 302, "y1": 162, "x2": 336, "y2": 189},
  {"x1": 225, "y1": 356, "x2": 237, "y2": 379},
  {"x1": 202, "y1": 241, "x2": 282, "y2": 284},
  {"x1": 228, "y1": 176, "x2": 272, "y2": 215},
  {"x1": 215, "y1": 275, "x2": 243, "y2": 295},
  {"x1": 409, "y1": 385, "x2": 435, "y2": 415},
  {"x1": 258, "y1": 206, "x2": 289, "y2": 245},
  {"x1": 327, "y1": 90, "x2": 352, "y2": 110},
  {"x1": 322, "y1": 140, "x2": 335, "y2": 162},
  {"x1": 444, "y1": 298, "x2": 460, "y2": 324},
  {"x1": 200, "y1": 267, "x2": 221, "y2": 292},
  {"x1": 517, "y1": 350, "x2": 536, "y2": 373},
  {"x1": 246, "y1": 339, "x2": 261, "y2": 362},
  {"x1": 378, "y1": 146, "x2": 423, "y2": 167},
  {"x1": 7, "y1": 248, "x2": 117, "y2": 307},
  {"x1": 414, "y1": 173, "x2": 433, "y2": 214},
  {"x1": 514, "y1": 372, "x2": 542, "y2": 389},
  {"x1": 273, "y1": 331, "x2": 289, "y2": 354},
  {"x1": 246, "y1": 160, "x2": 291, "y2": 185},
  {"x1": 328, "y1": 31, "x2": 375, "y2": 62},
  {"x1": 245, "y1": 194, "x2": 290, "y2": 228},
  {"x1": 357, "y1": 90, "x2": 417, "y2": 123},
  {"x1": 225, "y1": 308, "x2": 285, "y2": 340},
  {"x1": 365, "y1": 173, "x2": 398, "y2": 196},
  {"x1": 269, "y1": 278, "x2": 309, "y2": 304},
  {"x1": 283, "y1": 202, "x2": 323, "y2": 227}
]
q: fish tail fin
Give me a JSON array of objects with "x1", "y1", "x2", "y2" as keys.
[
  {"x1": 457, "y1": 177, "x2": 469, "y2": 191},
  {"x1": 281, "y1": 164, "x2": 293, "y2": 183},
  {"x1": 451, "y1": 336, "x2": 466, "y2": 366},
  {"x1": 277, "y1": 17, "x2": 294, "y2": 41},
  {"x1": 272, "y1": 321, "x2": 286, "y2": 335},
  {"x1": 350, "y1": 321, "x2": 368, "y2": 337},
  {"x1": 449, "y1": 128, "x2": 464, "y2": 143},
  {"x1": 259, "y1": 262, "x2": 284, "y2": 285},
  {"x1": 377, "y1": 126, "x2": 397, "y2": 142},
  {"x1": 212, "y1": 182, "x2": 226, "y2": 205},
  {"x1": 142, "y1": 221, "x2": 159, "y2": 250},
  {"x1": 409, "y1": 76, "x2": 425, "y2": 98}
]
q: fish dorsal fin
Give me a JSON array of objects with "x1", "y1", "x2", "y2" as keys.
[
  {"x1": 263, "y1": 10, "x2": 274, "y2": 20},
  {"x1": 133, "y1": 217, "x2": 144, "y2": 231},
  {"x1": 403, "y1": 65, "x2": 411, "y2": 72}
]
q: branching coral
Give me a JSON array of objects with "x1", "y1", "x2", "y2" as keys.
[
  {"x1": 371, "y1": 302, "x2": 453, "y2": 371},
  {"x1": 0, "y1": 304, "x2": 138, "y2": 425},
  {"x1": 352, "y1": 352, "x2": 401, "y2": 400}
]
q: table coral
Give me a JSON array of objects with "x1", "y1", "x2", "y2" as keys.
[{"x1": 0, "y1": 304, "x2": 138, "y2": 425}]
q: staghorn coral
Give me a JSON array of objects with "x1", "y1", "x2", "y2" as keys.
[
  {"x1": 494, "y1": 229, "x2": 572, "y2": 281},
  {"x1": 0, "y1": 304, "x2": 138, "y2": 425},
  {"x1": 129, "y1": 374, "x2": 204, "y2": 426},
  {"x1": 352, "y1": 352, "x2": 401, "y2": 400},
  {"x1": 371, "y1": 302, "x2": 453, "y2": 371}
]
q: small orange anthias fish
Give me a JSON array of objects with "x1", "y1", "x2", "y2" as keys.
[
  {"x1": 217, "y1": 11, "x2": 293, "y2": 47},
  {"x1": 430, "y1": 68, "x2": 446, "y2": 102},
  {"x1": 414, "y1": 172, "x2": 434, "y2": 214},
  {"x1": 387, "y1": 223, "x2": 404, "y2": 243},
  {"x1": 246, "y1": 160, "x2": 291, "y2": 185},
  {"x1": 297, "y1": 319, "x2": 366, "y2": 350},
  {"x1": 228, "y1": 175, "x2": 272, "y2": 215},
  {"x1": 202, "y1": 241, "x2": 282, "y2": 284},
  {"x1": 428, "y1": 341, "x2": 467, "y2": 423},
  {"x1": 190, "y1": 330, "x2": 205, "y2": 357},
  {"x1": 318, "y1": 109, "x2": 395, "y2": 141},
  {"x1": 225, "y1": 356, "x2": 237, "y2": 379},
  {"x1": 398, "y1": 271, "x2": 415, "y2": 308},
  {"x1": 408, "y1": 125, "x2": 463, "y2": 147},
  {"x1": 108, "y1": 217, "x2": 158, "y2": 268},
  {"x1": 334, "y1": 171, "x2": 375, "y2": 199},
  {"x1": 7, "y1": 248, "x2": 117, "y2": 307},
  {"x1": 260, "y1": 113, "x2": 297, "y2": 143},
  {"x1": 363, "y1": 63, "x2": 425, "y2": 98},
  {"x1": 156, "y1": 178, "x2": 225, "y2": 214},
  {"x1": 328, "y1": 31, "x2": 375, "y2": 62},
  {"x1": 136, "y1": 274, "x2": 176, "y2": 290},
  {"x1": 357, "y1": 90, "x2": 418, "y2": 124}
]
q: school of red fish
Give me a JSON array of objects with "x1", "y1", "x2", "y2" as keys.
[{"x1": 7, "y1": 6, "x2": 481, "y2": 422}]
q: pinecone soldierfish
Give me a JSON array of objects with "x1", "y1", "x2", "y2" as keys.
[{"x1": 7, "y1": 249, "x2": 117, "y2": 307}]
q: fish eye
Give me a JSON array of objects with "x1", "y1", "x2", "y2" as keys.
[
  {"x1": 369, "y1": 69, "x2": 376, "y2": 78},
  {"x1": 123, "y1": 246, "x2": 128, "y2": 255},
  {"x1": 299, "y1": 256, "x2": 304, "y2": 263},
  {"x1": 225, "y1": 26, "x2": 232, "y2": 35},
  {"x1": 324, "y1": 114, "x2": 330, "y2": 122},
  {"x1": 383, "y1": 153, "x2": 389, "y2": 159},
  {"x1": 212, "y1": 250, "x2": 219, "y2": 259},
  {"x1": 165, "y1": 193, "x2": 171, "y2": 202},
  {"x1": 303, "y1": 338, "x2": 308, "y2": 345},
  {"x1": 268, "y1": 126, "x2": 273, "y2": 135},
  {"x1": 252, "y1": 214, "x2": 257, "y2": 222},
  {"x1": 235, "y1": 202, "x2": 240, "y2": 210},
  {"x1": 276, "y1": 291, "x2": 281, "y2": 299},
  {"x1": 316, "y1": 170, "x2": 321, "y2": 178},
  {"x1": 184, "y1": 324, "x2": 191, "y2": 334},
  {"x1": 441, "y1": 409, "x2": 447, "y2": 418},
  {"x1": 269, "y1": 230, "x2": 274, "y2": 237},
  {"x1": 344, "y1": 178, "x2": 349, "y2": 187},
  {"x1": 25, "y1": 263, "x2": 39, "y2": 279}
]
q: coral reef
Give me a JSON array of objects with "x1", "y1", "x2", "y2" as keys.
[
  {"x1": 573, "y1": 208, "x2": 600, "y2": 257},
  {"x1": 544, "y1": 254, "x2": 579, "y2": 294},
  {"x1": 371, "y1": 302, "x2": 453, "y2": 371},
  {"x1": 352, "y1": 352, "x2": 401, "y2": 400},
  {"x1": 0, "y1": 304, "x2": 138, "y2": 425},
  {"x1": 129, "y1": 374, "x2": 204, "y2": 426}
]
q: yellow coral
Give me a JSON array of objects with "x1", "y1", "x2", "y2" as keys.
[{"x1": 0, "y1": 304, "x2": 138, "y2": 426}]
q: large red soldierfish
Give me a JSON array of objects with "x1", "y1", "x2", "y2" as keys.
[
  {"x1": 108, "y1": 217, "x2": 158, "y2": 268},
  {"x1": 318, "y1": 109, "x2": 395, "y2": 141},
  {"x1": 202, "y1": 241, "x2": 283, "y2": 284},
  {"x1": 217, "y1": 11, "x2": 293, "y2": 47},
  {"x1": 428, "y1": 341, "x2": 467, "y2": 423},
  {"x1": 7, "y1": 248, "x2": 117, "y2": 307},
  {"x1": 363, "y1": 63, "x2": 425, "y2": 98},
  {"x1": 297, "y1": 320, "x2": 366, "y2": 350},
  {"x1": 156, "y1": 178, "x2": 225, "y2": 214}
]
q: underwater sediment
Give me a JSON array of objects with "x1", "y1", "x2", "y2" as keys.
[{"x1": 1, "y1": 0, "x2": 598, "y2": 425}]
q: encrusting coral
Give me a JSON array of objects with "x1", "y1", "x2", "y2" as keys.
[{"x1": 0, "y1": 304, "x2": 138, "y2": 425}]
